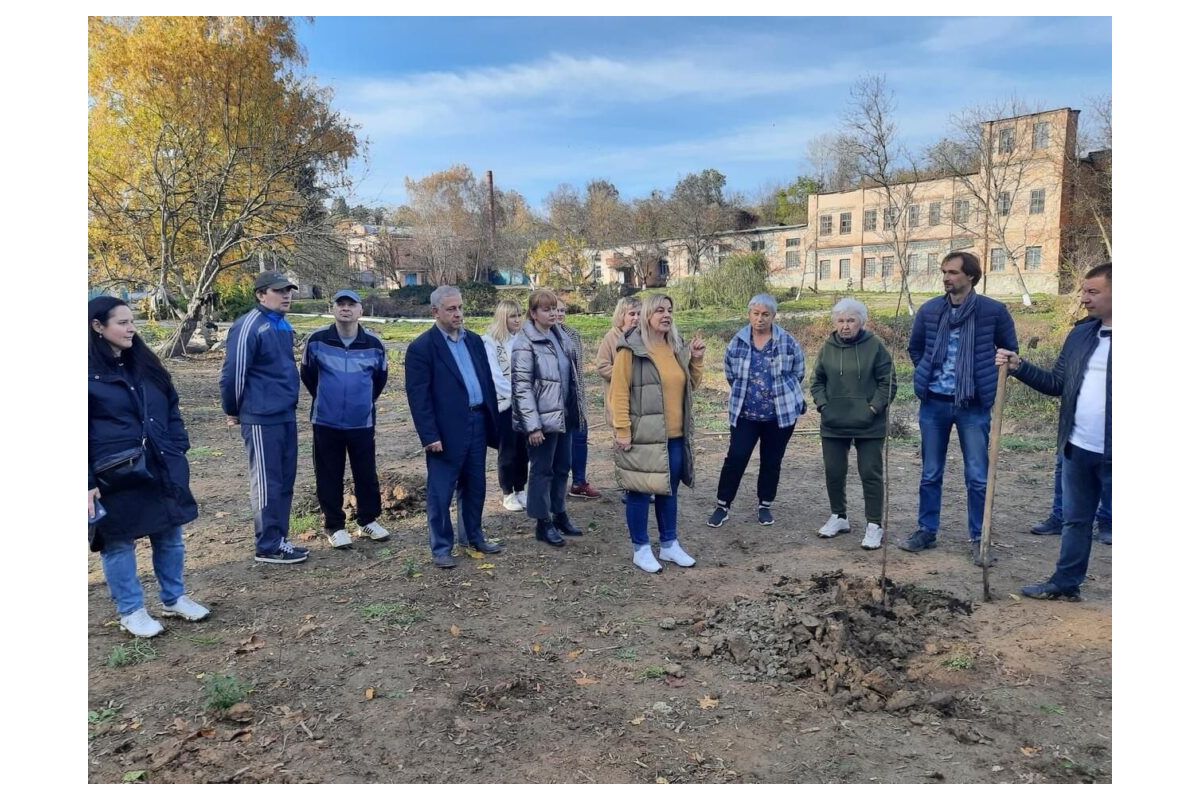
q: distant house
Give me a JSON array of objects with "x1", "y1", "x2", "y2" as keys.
[{"x1": 335, "y1": 220, "x2": 427, "y2": 289}]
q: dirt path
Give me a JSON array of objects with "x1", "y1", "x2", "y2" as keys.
[{"x1": 87, "y1": 353, "x2": 1111, "y2": 784}]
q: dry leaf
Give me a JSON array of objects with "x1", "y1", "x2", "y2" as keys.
[
  {"x1": 425, "y1": 654, "x2": 450, "y2": 666},
  {"x1": 364, "y1": 687, "x2": 376, "y2": 700},
  {"x1": 656, "y1": 777, "x2": 669, "y2": 784},
  {"x1": 573, "y1": 673, "x2": 600, "y2": 686},
  {"x1": 296, "y1": 621, "x2": 319, "y2": 638},
  {"x1": 1020, "y1": 746, "x2": 1040, "y2": 757},
  {"x1": 332, "y1": 597, "x2": 351, "y2": 604},
  {"x1": 1008, "y1": 594, "x2": 1022, "y2": 601},
  {"x1": 233, "y1": 634, "x2": 265, "y2": 655},
  {"x1": 224, "y1": 702, "x2": 254, "y2": 722},
  {"x1": 665, "y1": 675, "x2": 686, "y2": 688},
  {"x1": 566, "y1": 649, "x2": 584, "y2": 662},
  {"x1": 214, "y1": 511, "x2": 229, "y2": 519},
  {"x1": 629, "y1": 716, "x2": 645, "y2": 726},
  {"x1": 450, "y1": 624, "x2": 461, "y2": 638},
  {"x1": 478, "y1": 563, "x2": 495, "y2": 570},
  {"x1": 698, "y1": 695, "x2": 720, "y2": 710},
  {"x1": 532, "y1": 643, "x2": 542, "y2": 654},
  {"x1": 465, "y1": 549, "x2": 484, "y2": 560}
]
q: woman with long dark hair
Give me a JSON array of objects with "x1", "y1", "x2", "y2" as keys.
[{"x1": 88, "y1": 297, "x2": 209, "y2": 637}]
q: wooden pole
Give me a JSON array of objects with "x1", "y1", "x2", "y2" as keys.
[
  {"x1": 979, "y1": 361, "x2": 1010, "y2": 601},
  {"x1": 879, "y1": 355, "x2": 895, "y2": 609}
]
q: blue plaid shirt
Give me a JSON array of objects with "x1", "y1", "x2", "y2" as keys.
[
  {"x1": 724, "y1": 324, "x2": 806, "y2": 428},
  {"x1": 928, "y1": 305, "x2": 962, "y2": 395}
]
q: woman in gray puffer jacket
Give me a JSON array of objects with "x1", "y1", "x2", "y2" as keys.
[{"x1": 510, "y1": 289, "x2": 587, "y2": 548}]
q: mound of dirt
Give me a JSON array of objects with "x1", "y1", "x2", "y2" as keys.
[{"x1": 681, "y1": 570, "x2": 974, "y2": 714}]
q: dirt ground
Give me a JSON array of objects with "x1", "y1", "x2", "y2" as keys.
[{"x1": 87, "y1": 350, "x2": 1111, "y2": 784}]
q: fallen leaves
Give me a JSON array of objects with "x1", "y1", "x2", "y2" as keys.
[
  {"x1": 478, "y1": 563, "x2": 495, "y2": 570},
  {"x1": 1020, "y1": 746, "x2": 1041, "y2": 757},
  {"x1": 122, "y1": 771, "x2": 147, "y2": 783},
  {"x1": 364, "y1": 688, "x2": 376, "y2": 701},
  {"x1": 450, "y1": 625, "x2": 461, "y2": 638},
  {"x1": 698, "y1": 696, "x2": 720, "y2": 710},
  {"x1": 296, "y1": 620, "x2": 320, "y2": 639},
  {"x1": 464, "y1": 549, "x2": 485, "y2": 560},
  {"x1": 629, "y1": 716, "x2": 645, "y2": 726},
  {"x1": 231, "y1": 634, "x2": 265, "y2": 655},
  {"x1": 565, "y1": 649, "x2": 584, "y2": 662},
  {"x1": 573, "y1": 671, "x2": 600, "y2": 686},
  {"x1": 223, "y1": 703, "x2": 254, "y2": 723},
  {"x1": 531, "y1": 643, "x2": 542, "y2": 654}
]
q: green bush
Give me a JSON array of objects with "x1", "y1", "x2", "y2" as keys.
[
  {"x1": 387, "y1": 285, "x2": 432, "y2": 305},
  {"x1": 457, "y1": 282, "x2": 498, "y2": 315},
  {"x1": 670, "y1": 252, "x2": 769, "y2": 310},
  {"x1": 586, "y1": 282, "x2": 637, "y2": 314},
  {"x1": 215, "y1": 284, "x2": 258, "y2": 321}
]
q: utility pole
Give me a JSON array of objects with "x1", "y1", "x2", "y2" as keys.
[{"x1": 486, "y1": 170, "x2": 498, "y2": 283}]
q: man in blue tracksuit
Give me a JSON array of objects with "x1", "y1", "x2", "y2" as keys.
[
  {"x1": 300, "y1": 289, "x2": 390, "y2": 550},
  {"x1": 899, "y1": 251, "x2": 1018, "y2": 567},
  {"x1": 220, "y1": 271, "x2": 305, "y2": 564}
]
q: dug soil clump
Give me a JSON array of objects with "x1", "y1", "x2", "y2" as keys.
[{"x1": 681, "y1": 570, "x2": 974, "y2": 714}]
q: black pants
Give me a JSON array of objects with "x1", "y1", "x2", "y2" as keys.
[
  {"x1": 716, "y1": 417, "x2": 796, "y2": 506},
  {"x1": 313, "y1": 424, "x2": 381, "y2": 530},
  {"x1": 526, "y1": 429, "x2": 573, "y2": 520},
  {"x1": 497, "y1": 407, "x2": 529, "y2": 494},
  {"x1": 820, "y1": 436, "x2": 885, "y2": 524}
]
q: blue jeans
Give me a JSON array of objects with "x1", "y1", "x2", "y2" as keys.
[
  {"x1": 1050, "y1": 451, "x2": 1112, "y2": 532},
  {"x1": 1052, "y1": 444, "x2": 1112, "y2": 591},
  {"x1": 918, "y1": 397, "x2": 990, "y2": 540},
  {"x1": 100, "y1": 526, "x2": 186, "y2": 616},
  {"x1": 571, "y1": 421, "x2": 589, "y2": 484},
  {"x1": 626, "y1": 437, "x2": 685, "y2": 546}
]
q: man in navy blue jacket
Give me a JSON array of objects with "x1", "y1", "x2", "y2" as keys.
[
  {"x1": 900, "y1": 252, "x2": 1018, "y2": 566},
  {"x1": 301, "y1": 289, "x2": 390, "y2": 550},
  {"x1": 997, "y1": 262, "x2": 1112, "y2": 600},
  {"x1": 220, "y1": 272, "x2": 306, "y2": 565},
  {"x1": 404, "y1": 286, "x2": 502, "y2": 568}
]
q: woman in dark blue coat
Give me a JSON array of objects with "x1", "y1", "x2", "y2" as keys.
[{"x1": 88, "y1": 297, "x2": 209, "y2": 637}]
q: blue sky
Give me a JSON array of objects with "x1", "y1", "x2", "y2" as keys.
[{"x1": 293, "y1": 16, "x2": 1112, "y2": 212}]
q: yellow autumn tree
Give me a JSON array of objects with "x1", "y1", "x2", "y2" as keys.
[
  {"x1": 524, "y1": 236, "x2": 590, "y2": 288},
  {"x1": 88, "y1": 16, "x2": 360, "y2": 355}
]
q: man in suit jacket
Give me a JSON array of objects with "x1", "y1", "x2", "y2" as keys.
[{"x1": 405, "y1": 285, "x2": 503, "y2": 568}]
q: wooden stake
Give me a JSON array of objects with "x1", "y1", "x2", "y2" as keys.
[
  {"x1": 980, "y1": 361, "x2": 1010, "y2": 601},
  {"x1": 879, "y1": 360, "x2": 894, "y2": 609}
]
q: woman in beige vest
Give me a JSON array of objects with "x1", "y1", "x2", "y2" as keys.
[
  {"x1": 611, "y1": 293, "x2": 706, "y2": 573},
  {"x1": 595, "y1": 296, "x2": 641, "y2": 426}
]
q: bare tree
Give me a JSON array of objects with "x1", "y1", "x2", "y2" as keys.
[
  {"x1": 805, "y1": 133, "x2": 859, "y2": 193},
  {"x1": 666, "y1": 169, "x2": 738, "y2": 274},
  {"x1": 1061, "y1": 94, "x2": 1112, "y2": 287}
]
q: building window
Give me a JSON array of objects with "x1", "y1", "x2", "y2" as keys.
[
  {"x1": 819, "y1": 215, "x2": 832, "y2": 236},
  {"x1": 1033, "y1": 121, "x2": 1050, "y2": 150},
  {"x1": 907, "y1": 205, "x2": 920, "y2": 228},
  {"x1": 953, "y1": 199, "x2": 970, "y2": 225},
  {"x1": 998, "y1": 192, "x2": 1012, "y2": 216},
  {"x1": 863, "y1": 209, "x2": 877, "y2": 231},
  {"x1": 750, "y1": 239, "x2": 766, "y2": 252},
  {"x1": 1026, "y1": 246, "x2": 1043, "y2": 270},
  {"x1": 819, "y1": 259, "x2": 831, "y2": 280},
  {"x1": 838, "y1": 258, "x2": 850, "y2": 279},
  {"x1": 658, "y1": 258, "x2": 670, "y2": 279},
  {"x1": 785, "y1": 251, "x2": 801, "y2": 269},
  {"x1": 592, "y1": 262, "x2": 602, "y2": 282},
  {"x1": 907, "y1": 253, "x2": 920, "y2": 275},
  {"x1": 404, "y1": 273, "x2": 419, "y2": 286},
  {"x1": 990, "y1": 248, "x2": 1006, "y2": 272},
  {"x1": 785, "y1": 237, "x2": 802, "y2": 247},
  {"x1": 864, "y1": 257, "x2": 876, "y2": 277},
  {"x1": 839, "y1": 212, "x2": 852, "y2": 235},
  {"x1": 928, "y1": 202, "x2": 941, "y2": 226},
  {"x1": 1029, "y1": 188, "x2": 1045, "y2": 214},
  {"x1": 998, "y1": 127, "x2": 1015, "y2": 154},
  {"x1": 882, "y1": 256, "x2": 894, "y2": 277},
  {"x1": 883, "y1": 207, "x2": 899, "y2": 230},
  {"x1": 927, "y1": 253, "x2": 939, "y2": 274}
]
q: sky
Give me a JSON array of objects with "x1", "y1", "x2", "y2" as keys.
[{"x1": 293, "y1": 16, "x2": 1111, "y2": 213}]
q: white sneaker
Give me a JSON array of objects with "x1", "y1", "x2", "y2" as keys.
[
  {"x1": 357, "y1": 521, "x2": 391, "y2": 541},
  {"x1": 632, "y1": 544, "x2": 663, "y2": 574},
  {"x1": 119, "y1": 608, "x2": 164, "y2": 638},
  {"x1": 327, "y1": 528, "x2": 353, "y2": 548},
  {"x1": 516, "y1": 490, "x2": 528, "y2": 508},
  {"x1": 861, "y1": 523, "x2": 884, "y2": 550},
  {"x1": 818, "y1": 514, "x2": 851, "y2": 538},
  {"x1": 161, "y1": 595, "x2": 211, "y2": 621},
  {"x1": 658, "y1": 540, "x2": 696, "y2": 568},
  {"x1": 502, "y1": 492, "x2": 524, "y2": 512}
]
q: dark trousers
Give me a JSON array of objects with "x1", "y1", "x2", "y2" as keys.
[
  {"x1": 715, "y1": 417, "x2": 795, "y2": 506},
  {"x1": 1051, "y1": 450, "x2": 1111, "y2": 531},
  {"x1": 527, "y1": 429, "x2": 573, "y2": 520},
  {"x1": 1051, "y1": 443, "x2": 1112, "y2": 592},
  {"x1": 496, "y1": 407, "x2": 529, "y2": 494},
  {"x1": 820, "y1": 436, "x2": 885, "y2": 524},
  {"x1": 425, "y1": 410, "x2": 487, "y2": 557},
  {"x1": 241, "y1": 421, "x2": 298, "y2": 555},
  {"x1": 571, "y1": 420, "x2": 589, "y2": 484},
  {"x1": 313, "y1": 424, "x2": 381, "y2": 530}
]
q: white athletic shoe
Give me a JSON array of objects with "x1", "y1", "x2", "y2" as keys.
[
  {"x1": 861, "y1": 523, "x2": 884, "y2": 550},
  {"x1": 502, "y1": 492, "x2": 524, "y2": 512},
  {"x1": 658, "y1": 540, "x2": 696, "y2": 568},
  {"x1": 818, "y1": 514, "x2": 851, "y2": 538},
  {"x1": 357, "y1": 521, "x2": 391, "y2": 541},
  {"x1": 161, "y1": 595, "x2": 211, "y2": 622},
  {"x1": 632, "y1": 544, "x2": 663, "y2": 574},
  {"x1": 327, "y1": 528, "x2": 353, "y2": 548},
  {"x1": 516, "y1": 490, "x2": 528, "y2": 508},
  {"x1": 119, "y1": 608, "x2": 164, "y2": 638}
]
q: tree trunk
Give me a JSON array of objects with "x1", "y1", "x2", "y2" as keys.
[{"x1": 159, "y1": 299, "x2": 204, "y2": 358}]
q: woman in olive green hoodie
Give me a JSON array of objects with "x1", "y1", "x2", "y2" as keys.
[{"x1": 810, "y1": 298, "x2": 897, "y2": 550}]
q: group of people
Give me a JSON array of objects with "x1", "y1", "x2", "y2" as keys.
[{"x1": 87, "y1": 252, "x2": 1112, "y2": 638}]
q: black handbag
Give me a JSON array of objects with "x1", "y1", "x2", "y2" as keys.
[{"x1": 93, "y1": 382, "x2": 155, "y2": 492}]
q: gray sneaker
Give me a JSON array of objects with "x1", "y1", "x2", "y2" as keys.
[
  {"x1": 970, "y1": 540, "x2": 998, "y2": 566},
  {"x1": 897, "y1": 529, "x2": 937, "y2": 552}
]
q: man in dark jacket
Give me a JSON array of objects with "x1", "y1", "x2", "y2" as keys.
[
  {"x1": 220, "y1": 271, "x2": 305, "y2": 565},
  {"x1": 404, "y1": 285, "x2": 502, "y2": 568},
  {"x1": 300, "y1": 289, "x2": 390, "y2": 550},
  {"x1": 899, "y1": 252, "x2": 1018, "y2": 565},
  {"x1": 996, "y1": 262, "x2": 1112, "y2": 600}
]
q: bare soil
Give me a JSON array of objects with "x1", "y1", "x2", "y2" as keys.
[{"x1": 88, "y1": 351, "x2": 1111, "y2": 784}]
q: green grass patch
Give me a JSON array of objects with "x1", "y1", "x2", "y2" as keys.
[
  {"x1": 614, "y1": 647, "x2": 638, "y2": 661},
  {"x1": 88, "y1": 702, "x2": 123, "y2": 727},
  {"x1": 1000, "y1": 435, "x2": 1056, "y2": 452},
  {"x1": 204, "y1": 674, "x2": 251, "y2": 710},
  {"x1": 1039, "y1": 703, "x2": 1066, "y2": 715},
  {"x1": 639, "y1": 666, "x2": 667, "y2": 680},
  {"x1": 942, "y1": 653, "x2": 975, "y2": 671},
  {"x1": 360, "y1": 603, "x2": 426, "y2": 626},
  {"x1": 289, "y1": 512, "x2": 319, "y2": 535},
  {"x1": 107, "y1": 640, "x2": 158, "y2": 668},
  {"x1": 186, "y1": 633, "x2": 223, "y2": 646}
]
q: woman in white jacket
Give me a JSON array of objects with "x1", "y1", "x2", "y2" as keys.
[{"x1": 483, "y1": 299, "x2": 528, "y2": 511}]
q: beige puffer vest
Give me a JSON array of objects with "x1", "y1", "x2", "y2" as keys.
[{"x1": 612, "y1": 329, "x2": 696, "y2": 496}]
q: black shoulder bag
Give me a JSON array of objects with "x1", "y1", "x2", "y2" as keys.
[{"x1": 93, "y1": 381, "x2": 155, "y2": 492}]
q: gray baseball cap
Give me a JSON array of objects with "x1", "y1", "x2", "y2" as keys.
[
  {"x1": 332, "y1": 289, "x2": 362, "y2": 303},
  {"x1": 254, "y1": 271, "x2": 298, "y2": 291}
]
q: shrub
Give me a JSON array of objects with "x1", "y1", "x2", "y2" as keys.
[
  {"x1": 457, "y1": 282, "x2": 498, "y2": 315},
  {"x1": 587, "y1": 282, "x2": 637, "y2": 314},
  {"x1": 671, "y1": 252, "x2": 769, "y2": 310},
  {"x1": 215, "y1": 283, "x2": 258, "y2": 321}
]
